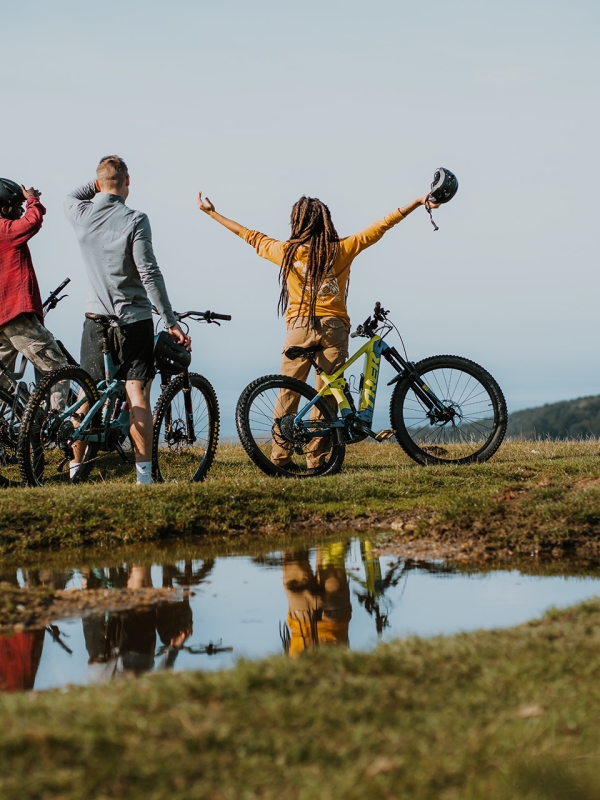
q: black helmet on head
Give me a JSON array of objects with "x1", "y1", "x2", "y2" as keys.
[
  {"x1": 0, "y1": 178, "x2": 24, "y2": 208},
  {"x1": 429, "y1": 167, "x2": 458, "y2": 204},
  {"x1": 154, "y1": 331, "x2": 191, "y2": 374}
]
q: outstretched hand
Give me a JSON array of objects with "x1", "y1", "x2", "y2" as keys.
[{"x1": 197, "y1": 192, "x2": 215, "y2": 214}]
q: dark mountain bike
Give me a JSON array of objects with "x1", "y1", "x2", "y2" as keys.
[
  {"x1": 17, "y1": 307, "x2": 231, "y2": 486},
  {"x1": 236, "y1": 302, "x2": 507, "y2": 478},
  {"x1": 0, "y1": 278, "x2": 76, "y2": 486}
]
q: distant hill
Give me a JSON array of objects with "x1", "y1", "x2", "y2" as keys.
[{"x1": 507, "y1": 395, "x2": 600, "y2": 439}]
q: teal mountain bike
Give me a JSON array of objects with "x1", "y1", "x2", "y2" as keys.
[
  {"x1": 18, "y1": 307, "x2": 230, "y2": 486},
  {"x1": 236, "y1": 302, "x2": 507, "y2": 478}
]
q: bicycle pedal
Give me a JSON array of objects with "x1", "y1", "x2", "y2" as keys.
[{"x1": 374, "y1": 429, "x2": 396, "y2": 442}]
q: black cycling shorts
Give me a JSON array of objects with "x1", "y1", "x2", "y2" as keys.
[{"x1": 80, "y1": 318, "x2": 155, "y2": 384}]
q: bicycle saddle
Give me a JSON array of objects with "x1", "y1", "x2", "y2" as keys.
[
  {"x1": 284, "y1": 345, "x2": 324, "y2": 361},
  {"x1": 85, "y1": 312, "x2": 118, "y2": 325}
]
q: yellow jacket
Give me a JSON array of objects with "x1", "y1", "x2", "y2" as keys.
[{"x1": 239, "y1": 208, "x2": 405, "y2": 326}]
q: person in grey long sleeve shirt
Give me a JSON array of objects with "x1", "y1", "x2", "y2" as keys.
[
  {"x1": 65, "y1": 181, "x2": 178, "y2": 328},
  {"x1": 65, "y1": 155, "x2": 190, "y2": 485}
]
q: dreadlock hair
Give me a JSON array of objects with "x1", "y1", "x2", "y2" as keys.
[{"x1": 279, "y1": 196, "x2": 340, "y2": 326}]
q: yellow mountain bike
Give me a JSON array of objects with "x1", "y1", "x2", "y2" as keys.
[{"x1": 236, "y1": 302, "x2": 507, "y2": 478}]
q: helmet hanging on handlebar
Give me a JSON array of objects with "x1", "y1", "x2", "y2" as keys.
[{"x1": 154, "y1": 331, "x2": 191, "y2": 374}]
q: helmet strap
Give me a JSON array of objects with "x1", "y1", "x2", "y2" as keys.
[{"x1": 425, "y1": 199, "x2": 439, "y2": 232}]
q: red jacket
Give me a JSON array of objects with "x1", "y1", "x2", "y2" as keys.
[{"x1": 0, "y1": 196, "x2": 45, "y2": 328}]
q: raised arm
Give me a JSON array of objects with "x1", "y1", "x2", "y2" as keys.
[
  {"x1": 197, "y1": 192, "x2": 245, "y2": 236},
  {"x1": 197, "y1": 192, "x2": 286, "y2": 265},
  {"x1": 343, "y1": 194, "x2": 439, "y2": 257},
  {"x1": 64, "y1": 181, "x2": 98, "y2": 224},
  {"x1": 2, "y1": 194, "x2": 46, "y2": 245}
]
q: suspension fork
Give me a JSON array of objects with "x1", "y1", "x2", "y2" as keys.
[
  {"x1": 181, "y1": 371, "x2": 196, "y2": 443},
  {"x1": 382, "y1": 345, "x2": 447, "y2": 414}
]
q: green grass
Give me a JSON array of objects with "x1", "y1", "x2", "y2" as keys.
[
  {"x1": 2, "y1": 599, "x2": 600, "y2": 798},
  {"x1": 1, "y1": 440, "x2": 600, "y2": 555}
]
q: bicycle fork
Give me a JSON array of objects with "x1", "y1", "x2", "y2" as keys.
[
  {"x1": 182, "y1": 373, "x2": 197, "y2": 444},
  {"x1": 383, "y1": 345, "x2": 457, "y2": 425}
]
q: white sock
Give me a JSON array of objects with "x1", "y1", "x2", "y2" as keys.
[
  {"x1": 70, "y1": 461, "x2": 81, "y2": 479},
  {"x1": 135, "y1": 461, "x2": 153, "y2": 485}
]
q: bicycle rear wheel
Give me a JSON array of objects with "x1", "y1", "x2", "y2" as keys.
[
  {"x1": 152, "y1": 372, "x2": 220, "y2": 483},
  {"x1": 18, "y1": 366, "x2": 100, "y2": 486},
  {"x1": 390, "y1": 355, "x2": 507, "y2": 465},
  {"x1": 236, "y1": 375, "x2": 345, "y2": 478}
]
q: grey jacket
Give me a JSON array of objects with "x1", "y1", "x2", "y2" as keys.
[{"x1": 64, "y1": 182, "x2": 177, "y2": 328}]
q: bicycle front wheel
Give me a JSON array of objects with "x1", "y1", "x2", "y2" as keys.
[
  {"x1": 152, "y1": 372, "x2": 220, "y2": 483},
  {"x1": 18, "y1": 366, "x2": 101, "y2": 486},
  {"x1": 236, "y1": 375, "x2": 345, "y2": 478},
  {"x1": 390, "y1": 355, "x2": 507, "y2": 465},
  {"x1": 0, "y1": 386, "x2": 26, "y2": 486}
]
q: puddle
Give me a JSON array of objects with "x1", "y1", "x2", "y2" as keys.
[{"x1": 2, "y1": 537, "x2": 600, "y2": 692}]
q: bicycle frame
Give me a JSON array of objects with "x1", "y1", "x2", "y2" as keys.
[
  {"x1": 69, "y1": 345, "x2": 129, "y2": 446},
  {"x1": 0, "y1": 355, "x2": 31, "y2": 431},
  {"x1": 293, "y1": 334, "x2": 452, "y2": 435}
]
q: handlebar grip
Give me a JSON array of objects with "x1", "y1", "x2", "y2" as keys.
[
  {"x1": 55, "y1": 277, "x2": 71, "y2": 293},
  {"x1": 210, "y1": 313, "x2": 232, "y2": 321},
  {"x1": 350, "y1": 331, "x2": 361, "y2": 338}
]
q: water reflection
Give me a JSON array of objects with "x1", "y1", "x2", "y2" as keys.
[
  {"x1": 281, "y1": 542, "x2": 352, "y2": 657},
  {"x1": 2, "y1": 540, "x2": 600, "y2": 692},
  {"x1": 0, "y1": 568, "x2": 72, "y2": 691},
  {"x1": 80, "y1": 560, "x2": 217, "y2": 680}
]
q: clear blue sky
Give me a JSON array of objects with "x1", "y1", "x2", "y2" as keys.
[{"x1": 3, "y1": 0, "x2": 599, "y2": 432}]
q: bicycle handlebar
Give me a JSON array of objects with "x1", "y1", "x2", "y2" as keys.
[
  {"x1": 177, "y1": 310, "x2": 232, "y2": 323},
  {"x1": 152, "y1": 307, "x2": 232, "y2": 324},
  {"x1": 42, "y1": 277, "x2": 71, "y2": 313},
  {"x1": 351, "y1": 302, "x2": 389, "y2": 338}
]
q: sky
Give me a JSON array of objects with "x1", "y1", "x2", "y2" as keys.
[{"x1": 2, "y1": 0, "x2": 599, "y2": 433}]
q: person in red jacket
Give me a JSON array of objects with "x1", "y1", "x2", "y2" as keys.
[{"x1": 0, "y1": 178, "x2": 67, "y2": 385}]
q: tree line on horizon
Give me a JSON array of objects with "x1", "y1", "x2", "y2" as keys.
[{"x1": 506, "y1": 395, "x2": 600, "y2": 440}]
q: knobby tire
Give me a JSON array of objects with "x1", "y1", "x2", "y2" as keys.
[
  {"x1": 236, "y1": 374, "x2": 345, "y2": 478},
  {"x1": 152, "y1": 372, "x2": 220, "y2": 483},
  {"x1": 390, "y1": 354, "x2": 507, "y2": 465}
]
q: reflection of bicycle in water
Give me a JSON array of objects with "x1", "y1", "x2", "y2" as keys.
[
  {"x1": 237, "y1": 302, "x2": 507, "y2": 478},
  {"x1": 352, "y1": 541, "x2": 459, "y2": 636},
  {"x1": 279, "y1": 540, "x2": 459, "y2": 654},
  {"x1": 80, "y1": 561, "x2": 232, "y2": 679}
]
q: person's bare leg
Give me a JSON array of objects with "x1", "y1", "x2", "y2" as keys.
[{"x1": 126, "y1": 379, "x2": 153, "y2": 483}]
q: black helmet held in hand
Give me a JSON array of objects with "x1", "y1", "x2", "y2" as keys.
[
  {"x1": 154, "y1": 331, "x2": 191, "y2": 374},
  {"x1": 429, "y1": 167, "x2": 458, "y2": 204},
  {"x1": 0, "y1": 178, "x2": 25, "y2": 208}
]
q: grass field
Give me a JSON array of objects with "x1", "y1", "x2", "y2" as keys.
[
  {"x1": 1, "y1": 440, "x2": 600, "y2": 557},
  {"x1": 1, "y1": 598, "x2": 600, "y2": 799}
]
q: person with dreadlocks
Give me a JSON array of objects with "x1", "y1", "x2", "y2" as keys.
[{"x1": 197, "y1": 189, "x2": 439, "y2": 472}]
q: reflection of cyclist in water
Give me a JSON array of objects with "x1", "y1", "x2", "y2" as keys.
[
  {"x1": 281, "y1": 542, "x2": 352, "y2": 658},
  {"x1": 197, "y1": 190, "x2": 438, "y2": 470},
  {"x1": 0, "y1": 568, "x2": 71, "y2": 691},
  {"x1": 81, "y1": 561, "x2": 212, "y2": 681}
]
